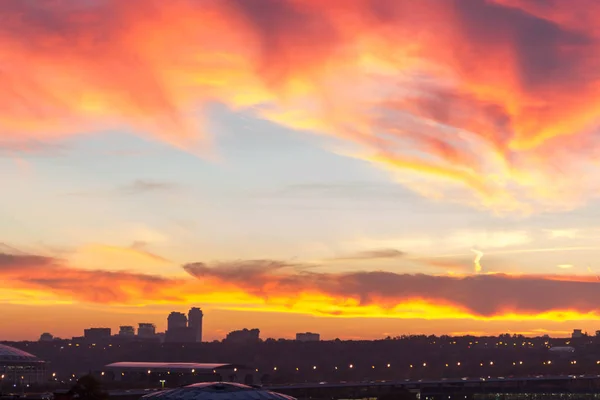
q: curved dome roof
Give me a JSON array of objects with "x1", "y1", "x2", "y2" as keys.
[
  {"x1": 0, "y1": 344, "x2": 42, "y2": 363},
  {"x1": 141, "y1": 383, "x2": 296, "y2": 400}
]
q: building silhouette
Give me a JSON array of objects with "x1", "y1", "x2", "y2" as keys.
[
  {"x1": 296, "y1": 332, "x2": 320, "y2": 342},
  {"x1": 137, "y1": 323, "x2": 156, "y2": 339},
  {"x1": 84, "y1": 328, "x2": 111, "y2": 341},
  {"x1": 167, "y1": 312, "x2": 187, "y2": 331},
  {"x1": 225, "y1": 328, "x2": 260, "y2": 344},
  {"x1": 39, "y1": 333, "x2": 53, "y2": 342},
  {"x1": 188, "y1": 307, "x2": 204, "y2": 342},
  {"x1": 166, "y1": 308, "x2": 204, "y2": 343},
  {"x1": 119, "y1": 326, "x2": 135, "y2": 338}
]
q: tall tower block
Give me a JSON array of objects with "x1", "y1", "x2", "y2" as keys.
[{"x1": 188, "y1": 307, "x2": 204, "y2": 342}]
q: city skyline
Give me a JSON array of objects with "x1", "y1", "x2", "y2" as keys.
[{"x1": 4, "y1": 1, "x2": 600, "y2": 340}]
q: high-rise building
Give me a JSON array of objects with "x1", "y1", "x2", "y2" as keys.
[
  {"x1": 167, "y1": 312, "x2": 187, "y2": 331},
  {"x1": 188, "y1": 307, "x2": 204, "y2": 342},
  {"x1": 296, "y1": 332, "x2": 320, "y2": 342},
  {"x1": 138, "y1": 323, "x2": 156, "y2": 338},
  {"x1": 119, "y1": 326, "x2": 135, "y2": 338},
  {"x1": 572, "y1": 329, "x2": 584, "y2": 338},
  {"x1": 166, "y1": 312, "x2": 191, "y2": 343}
]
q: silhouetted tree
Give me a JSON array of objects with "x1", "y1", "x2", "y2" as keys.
[{"x1": 69, "y1": 375, "x2": 108, "y2": 400}]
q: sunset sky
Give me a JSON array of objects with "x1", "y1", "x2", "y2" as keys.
[{"x1": 4, "y1": 0, "x2": 600, "y2": 341}]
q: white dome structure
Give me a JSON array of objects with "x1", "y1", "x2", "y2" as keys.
[
  {"x1": 141, "y1": 383, "x2": 296, "y2": 400},
  {"x1": 0, "y1": 344, "x2": 46, "y2": 387},
  {"x1": 0, "y1": 344, "x2": 42, "y2": 363}
]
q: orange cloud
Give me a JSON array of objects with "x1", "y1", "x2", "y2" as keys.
[
  {"x1": 0, "y1": 253, "x2": 184, "y2": 304},
  {"x1": 4, "y1": 252, "x2": 600, "y2": 323},
  {"x1": 3, "y1": 1, "x2": 600, "y2": 210},
  {"x1": 183, "y1": 260, "x2": 600, "y2": 321}
]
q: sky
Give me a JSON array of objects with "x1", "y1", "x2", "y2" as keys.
[{"x1": 3, "y1": 0, "x2": 600, "y2": 341}]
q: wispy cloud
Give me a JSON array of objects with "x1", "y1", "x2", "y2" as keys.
[
  {"x1": 118, "y1": 180, "x2": 176, "y2": 195},
  {"x1": 557, "y1": 264, "x2": 574, "y2": 269},
  {"x1": 329, "y1": 249, "x2": 405, "y2": 261},
  {"x1": 2, "y1": 1, "x2": 600, "y2": 211},
  {"x1": 0, "y1": 252, "x2": 183, "y2": 304},
  {"x1": 65, "y1": 179, "x2": 177, "y2": 197},
  {"x1": 472, "y1": 249, "x2": 484, "y2": 274},
  {"x1": 0, "y1": 243, "x2": 27, "y2": 255}
]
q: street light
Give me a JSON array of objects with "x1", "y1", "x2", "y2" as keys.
[{"x1": 159, "y1": 380, "x2": 166, "y2": 389}]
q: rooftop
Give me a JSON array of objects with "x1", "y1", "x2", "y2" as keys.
[
  {"x1": 0, "y1": 344, "x2": 43, "y2": 364},
  {"x1": 105, "y1": 362, "x2": 244, "y2": 371},
  {"x1": 141, "y1": 382, "x2": 295, "y2": 400}
]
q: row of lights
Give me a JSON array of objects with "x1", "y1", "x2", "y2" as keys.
[{"x1": 45, "y1": 359, "x2": 600, "y2": 380}]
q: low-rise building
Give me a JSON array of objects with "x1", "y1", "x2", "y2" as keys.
[
  {"x1": 103, "y1": 362, "x2": 255, "y2": 385},
  {"x1": 84, "y1": 328, "x2": 111, "y2": 341},
  {"x1": 225, "y1": 329, "x2": 260, "y2": 344},
  {"x1": 119, "y1": 326, "x2": 136, "y2": 338},
  {"x1": 296, "y1": 332, "x2": 320, "y2": 342},
  {"x1": 138, "y1": 323, "x2": 156, "y2": 339},
  {"x1": 0, "y1": 344, "x2": 46, "y2": 386}
]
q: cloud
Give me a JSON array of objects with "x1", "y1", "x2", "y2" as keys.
[
  {"x1": 65, "y1": 179, "x2": 176, "y2": 197},
  {"x1": 118, "y1": 180, "x2": 176, "y2": 195},
  {"x1": 68, "y1": 243, "x2": 173, "y2": 274},
  {"x1": 0, "y1": 252, "x2": 183, "y2": 304},
  {"x1": 330, "y1": 249, "x2": 405, "y2": 261},
  {"x1": 557, "y1": 264, "x2": 574, "y2": 269},
  {"x1": 4, "y1": 251, "x2": 600, "y2": 322},
  {"x1": 357, "y1": 229, "x2": 532, "y2": 256},
  {"x1": 2, "y1": 1, "x2": 600, "y2": 211},
  {"x1": 184, "y1": 259, "x2": 600, "y2": 319},
  {"x1": 471, "y1": 249, "x2": 484, "y2": 274},
  {"x1": 0, "y1": 243, "x2": 27, "y2": 255}
]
